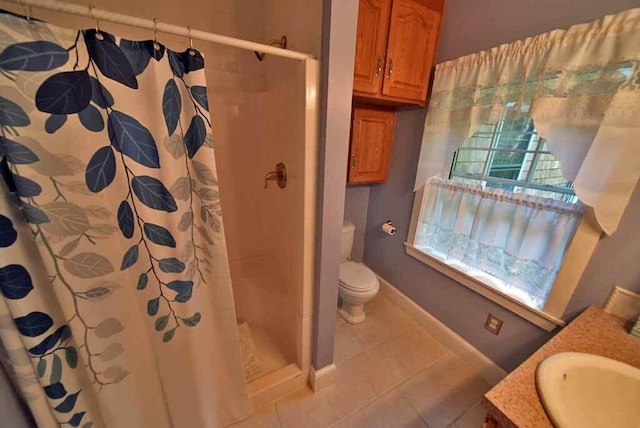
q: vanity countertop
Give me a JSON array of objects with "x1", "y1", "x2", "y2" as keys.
[{"x1": 482, "y1": 305, "x2": 640, "y2": 428}]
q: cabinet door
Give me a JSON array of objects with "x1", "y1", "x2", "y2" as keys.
[
  {"x1": 381, "y1": 0, "x2": 440, "y2": 102},
  {"x1": 348, "y1": 107, "x2": 396, "y2": 183},
  {"x1": 353, "y1": 0, "x2": 392, "y2": 95}
]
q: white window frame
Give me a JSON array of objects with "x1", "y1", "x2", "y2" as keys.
[{"x1": 406, "y1": 171, "x2": 602, "y2": 333}]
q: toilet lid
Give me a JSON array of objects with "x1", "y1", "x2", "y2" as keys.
[{"x1": 339, "y1": 261, "x2": 378, "y2": 291}]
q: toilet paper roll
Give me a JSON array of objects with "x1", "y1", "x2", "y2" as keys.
[{"x1": 382, "y1": 221, "x2": 397, "y2": 235}]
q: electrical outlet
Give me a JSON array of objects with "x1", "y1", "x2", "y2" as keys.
[{"x1": 485, "y1": 313, "x2": 503, "y2": 335}]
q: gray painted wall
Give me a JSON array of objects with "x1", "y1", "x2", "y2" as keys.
[
  {"x1": 344, "y1": 186, "x2": 370, "y2": 262},
  {"x1": 313, "y1": 0, "x2": 359, "y2": 369},
  {"x1": 362, "y1": 0, "x2": 640, "y2": 371}
]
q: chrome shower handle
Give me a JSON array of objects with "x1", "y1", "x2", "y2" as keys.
[{"x1": 264, "y1": 162, "x2": 287, "y2": 189}]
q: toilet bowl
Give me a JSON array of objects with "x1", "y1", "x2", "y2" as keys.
[{"x1": 338, "y1": 221, "x2": 379, "y2": 324}]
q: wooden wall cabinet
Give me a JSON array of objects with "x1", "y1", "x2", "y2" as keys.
[
  {"x1": 353, "y1": 0, "x2": 441, "y2": 106},
  {"x1": 348, "y1": 106, "x2": 396, "y2": 183}
]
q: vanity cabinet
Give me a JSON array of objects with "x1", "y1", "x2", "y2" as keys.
[
  {"x1": 352, "y1": 0, "x2": 441, "y2": 106},
  {"x1": 348, "y1": 106, "x2": 396, "y2": 183}
]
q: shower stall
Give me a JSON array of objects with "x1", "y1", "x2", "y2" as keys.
[
  {"x1": 211, "y1": 53, "x2": 318, "y2": 404},
  {"x1": 3, "y1": 0, "x2": 320, "y2": 410},
  {"x1": 196, "y1": 5, "x2": 320, "y2": 406}
]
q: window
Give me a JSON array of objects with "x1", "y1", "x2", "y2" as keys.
[
  {"x1": 406, "y1": 110, "x2": 599, "y2": 331},
  {"x1": 449, "y1": 107, "x2": 577, "y2": 203}
]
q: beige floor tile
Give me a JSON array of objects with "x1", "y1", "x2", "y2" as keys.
[
  {"x1": 334, "y1": 322, "x2": 366, "y2": 363},
  {"x1": 453, "y1": 401, "x2": 489, "y2": 428},
  {"x1": 350, "y1": 305, "x2": 415, "y2": 348},
  {"x1": 228, "y1": 404, "x2": 281, "y2": 428},
  {"x1": 335, "y1": 411, "x2": 370, "y2": 428},
  {"x1": 324, "y1": 357, "x2": 378, "y2": 419},
  {"x1": 399, "y1": 353, "x2": 490, "y2": 428},
  {"x1": 362, "y1": 389, "x2": 428, "y2": 428},
  {"x1": 350, "y1": 342, "x2": 408, "y2": 395},
  {"x1": 335, "y1": 311, "x2": 346, "y2": 327},
  {"x1": 364, "y1": 293, "x2": 392, "y2": 314},
  {"x1": 382, "y1": 326, "x2": 448, "y2": 378},
  {"x1": 276, "y1": 387, "x2": 337, "y2": 428},
  {"x1": 377, "y1": 304, "x2": 416, "y2": 333}
]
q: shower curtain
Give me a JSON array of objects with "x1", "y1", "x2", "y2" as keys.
[{"x1": 0, "y1": 10, "x2": 250, "y2": 428}]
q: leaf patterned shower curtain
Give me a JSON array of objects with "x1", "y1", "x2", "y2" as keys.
[{"x1": 0, "y1": 10, "x2": 250, "y2": 428}]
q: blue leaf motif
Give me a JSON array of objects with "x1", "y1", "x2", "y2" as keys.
[
  {"x1": 12, "y1": 174, "x2": 42, "y2": 197},
  {"x1": 131, "y1": 176, "x2": 177, "y2": 212},
  {"x1": 108, "y1": 111, "x2": 160, "y2": 168},
  {"x1": 44, "y1": 382, "x2": 67, "y2": 399},
  {"x1": 117, "y1": 201, "x2": 134, "y2": 239},
  {"x1": 162, "y1": 79, "x2": 181, "y2": 135},
  {"x1": 120, "y1": 245, "x2": 139, "y2": 270},
  {"x1": 149, "y1": 42, "x2": 165, "y2": 61},
  {"x1": 0, "y1": 136, "x2": 39, "y2": 164},
  {"x1": 35, "y1": 71, "x2": 92, "y2": 114},
  {"x1": 0, "y1": 41, "x2": 69, "y2": 71},
  {"x1": 0, "y1": 215, "x2": 17, "y2": 247},
  {"x1": 137, "y1": 273, "x2": 148, "y2": 290},
  {"x1": 85, "y1": 31, "x2": 138, "y2": 89},
  {"x1": 158, "y1": 258, "x2": 185, "y2": 273},
  {"x1": 190, "y1": 86, "x2": 208, "y2": 110},
  {"x1": 22, "y1": 204, "x2": 49, "y2": 224},
  {"x1": 167, "y1": 280, "x2": 193, "y2": 302},
  {"x1": 78, "y1": 104, "x2": 104, "y2": 132},
  {"x1": 147, "y1": 297, "x2": 160, "y2": 316},
  {"x1": 45, "y1": 114, "x2": 67, "y2": 134},
  {"x1": 184, "y1": 115, "x2": 206, "y2": 158},
  {"x1": 55, "y1": 390, "x2": 80, "y2": 413},
  {"x1": 85, "y1": 146, "x2": 115, "y2": 193},
  {"x1": 182, "y1": 312, "x2": 201, "y2": 327},
  {"x1": 89, "y1": 76, "x2": 113, "y2": 108},
  {"x1": 50, "y1": 354, "x2": 62, "y2": 383},
  {"x1": 14, "y1": 311, "x2": 53, "y2": 337},
  {"x1": 184, "y1": 50, "x2": 204, "y2": 74},
  {"x1": 0, "y1": 96, "x2": 30, "y2": 126},
  {"x1": 119, "y1": 40, "x2": 151, "y2": 76},
  {"x1": 168, "y1": 51, "x2": 185, "y2": 77},
  {"x1": 29, "y1": 325, "x2": 71, "y2": 355},
  {"x1": 69, "y1": 411, "x2": 86, "y2": 427},
  {"x1": 0, "y1": 264, "x2": 33, "y2": 299},
  {"x1": 143, "y1": 223, "x2": 176, "y2": 248},
  {"x1": 65, "y1": 347, "x2": 78, "y2": 368},
  {"x1": 168, "y1": 50, "x2": 205, "y2": 77}
]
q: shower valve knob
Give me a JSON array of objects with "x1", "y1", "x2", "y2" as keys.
[{"x1": 264, "y1": 162, "x2": 287, "y2": 189}]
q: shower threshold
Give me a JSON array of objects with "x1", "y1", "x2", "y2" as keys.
[{"x1": 248, "y1": 363, "x2": 302, "y2": 409}]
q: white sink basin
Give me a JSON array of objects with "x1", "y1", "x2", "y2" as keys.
[{"x1": 536, "y1": 352, "x2": 640, "y2": 428}]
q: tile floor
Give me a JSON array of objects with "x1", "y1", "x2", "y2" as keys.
[{"x1": 230, "y1": 294, "x2": 491, "y2": 428}]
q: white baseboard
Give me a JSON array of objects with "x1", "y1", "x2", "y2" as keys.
[
  {"x1": 603, "y1": 286, "x2": 640, "y2": 322},
  {"x1": 376, "y1": 275, "x2": 507, "y2": 386},
  {"x1": 309, "y1": 363, "x2": 336, "y2": 392}
]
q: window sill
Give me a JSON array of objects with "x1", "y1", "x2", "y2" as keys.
[{"x1": 404, "y1": 243, "x2": 565, "y2": 332}]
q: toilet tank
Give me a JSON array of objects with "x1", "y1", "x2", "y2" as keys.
[{"x1": 340, "y1": 220, "x2": 356, "y2": 262}]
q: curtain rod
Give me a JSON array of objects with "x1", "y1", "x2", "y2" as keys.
[{"x1": 2, "y1": 0, "x2": 314, "y2": 61}]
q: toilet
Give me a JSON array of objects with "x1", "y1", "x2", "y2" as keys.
[{"x1": 338, "y1": 220, "x2": 379, "y2": 324}]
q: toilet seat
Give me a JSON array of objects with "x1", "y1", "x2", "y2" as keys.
[{"x1": 339, "y1": 261, "x2": 378, "y2": 292}]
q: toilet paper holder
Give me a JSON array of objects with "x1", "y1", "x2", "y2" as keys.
[{"x1": 382, "y1": 221, "x2": 397, "y2": 236}]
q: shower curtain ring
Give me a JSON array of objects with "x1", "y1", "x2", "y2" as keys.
[
  {"x1": 89, "y1": 4, "x2": 103, "y2": 40},
  {"x1": 187, "y1": 26, "x2": 195, "y2": 56},
  {"x1": 153, "y1": 18, "x2": 160, "y2": 51}
]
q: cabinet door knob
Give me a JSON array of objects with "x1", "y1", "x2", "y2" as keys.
[
  {"x1": 351, "y1": 154, "x2": 358, "y2": 168},
  {"x1": 385, "y1": 58, "x2": 394, "y2": 79},
  {"x1": 375, "y1": 56, "x2": 384, "y2": 77}
]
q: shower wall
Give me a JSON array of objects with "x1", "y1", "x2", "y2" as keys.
[{"x1": 212, "y1": 58, "x2": 307, "y2": 367}]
